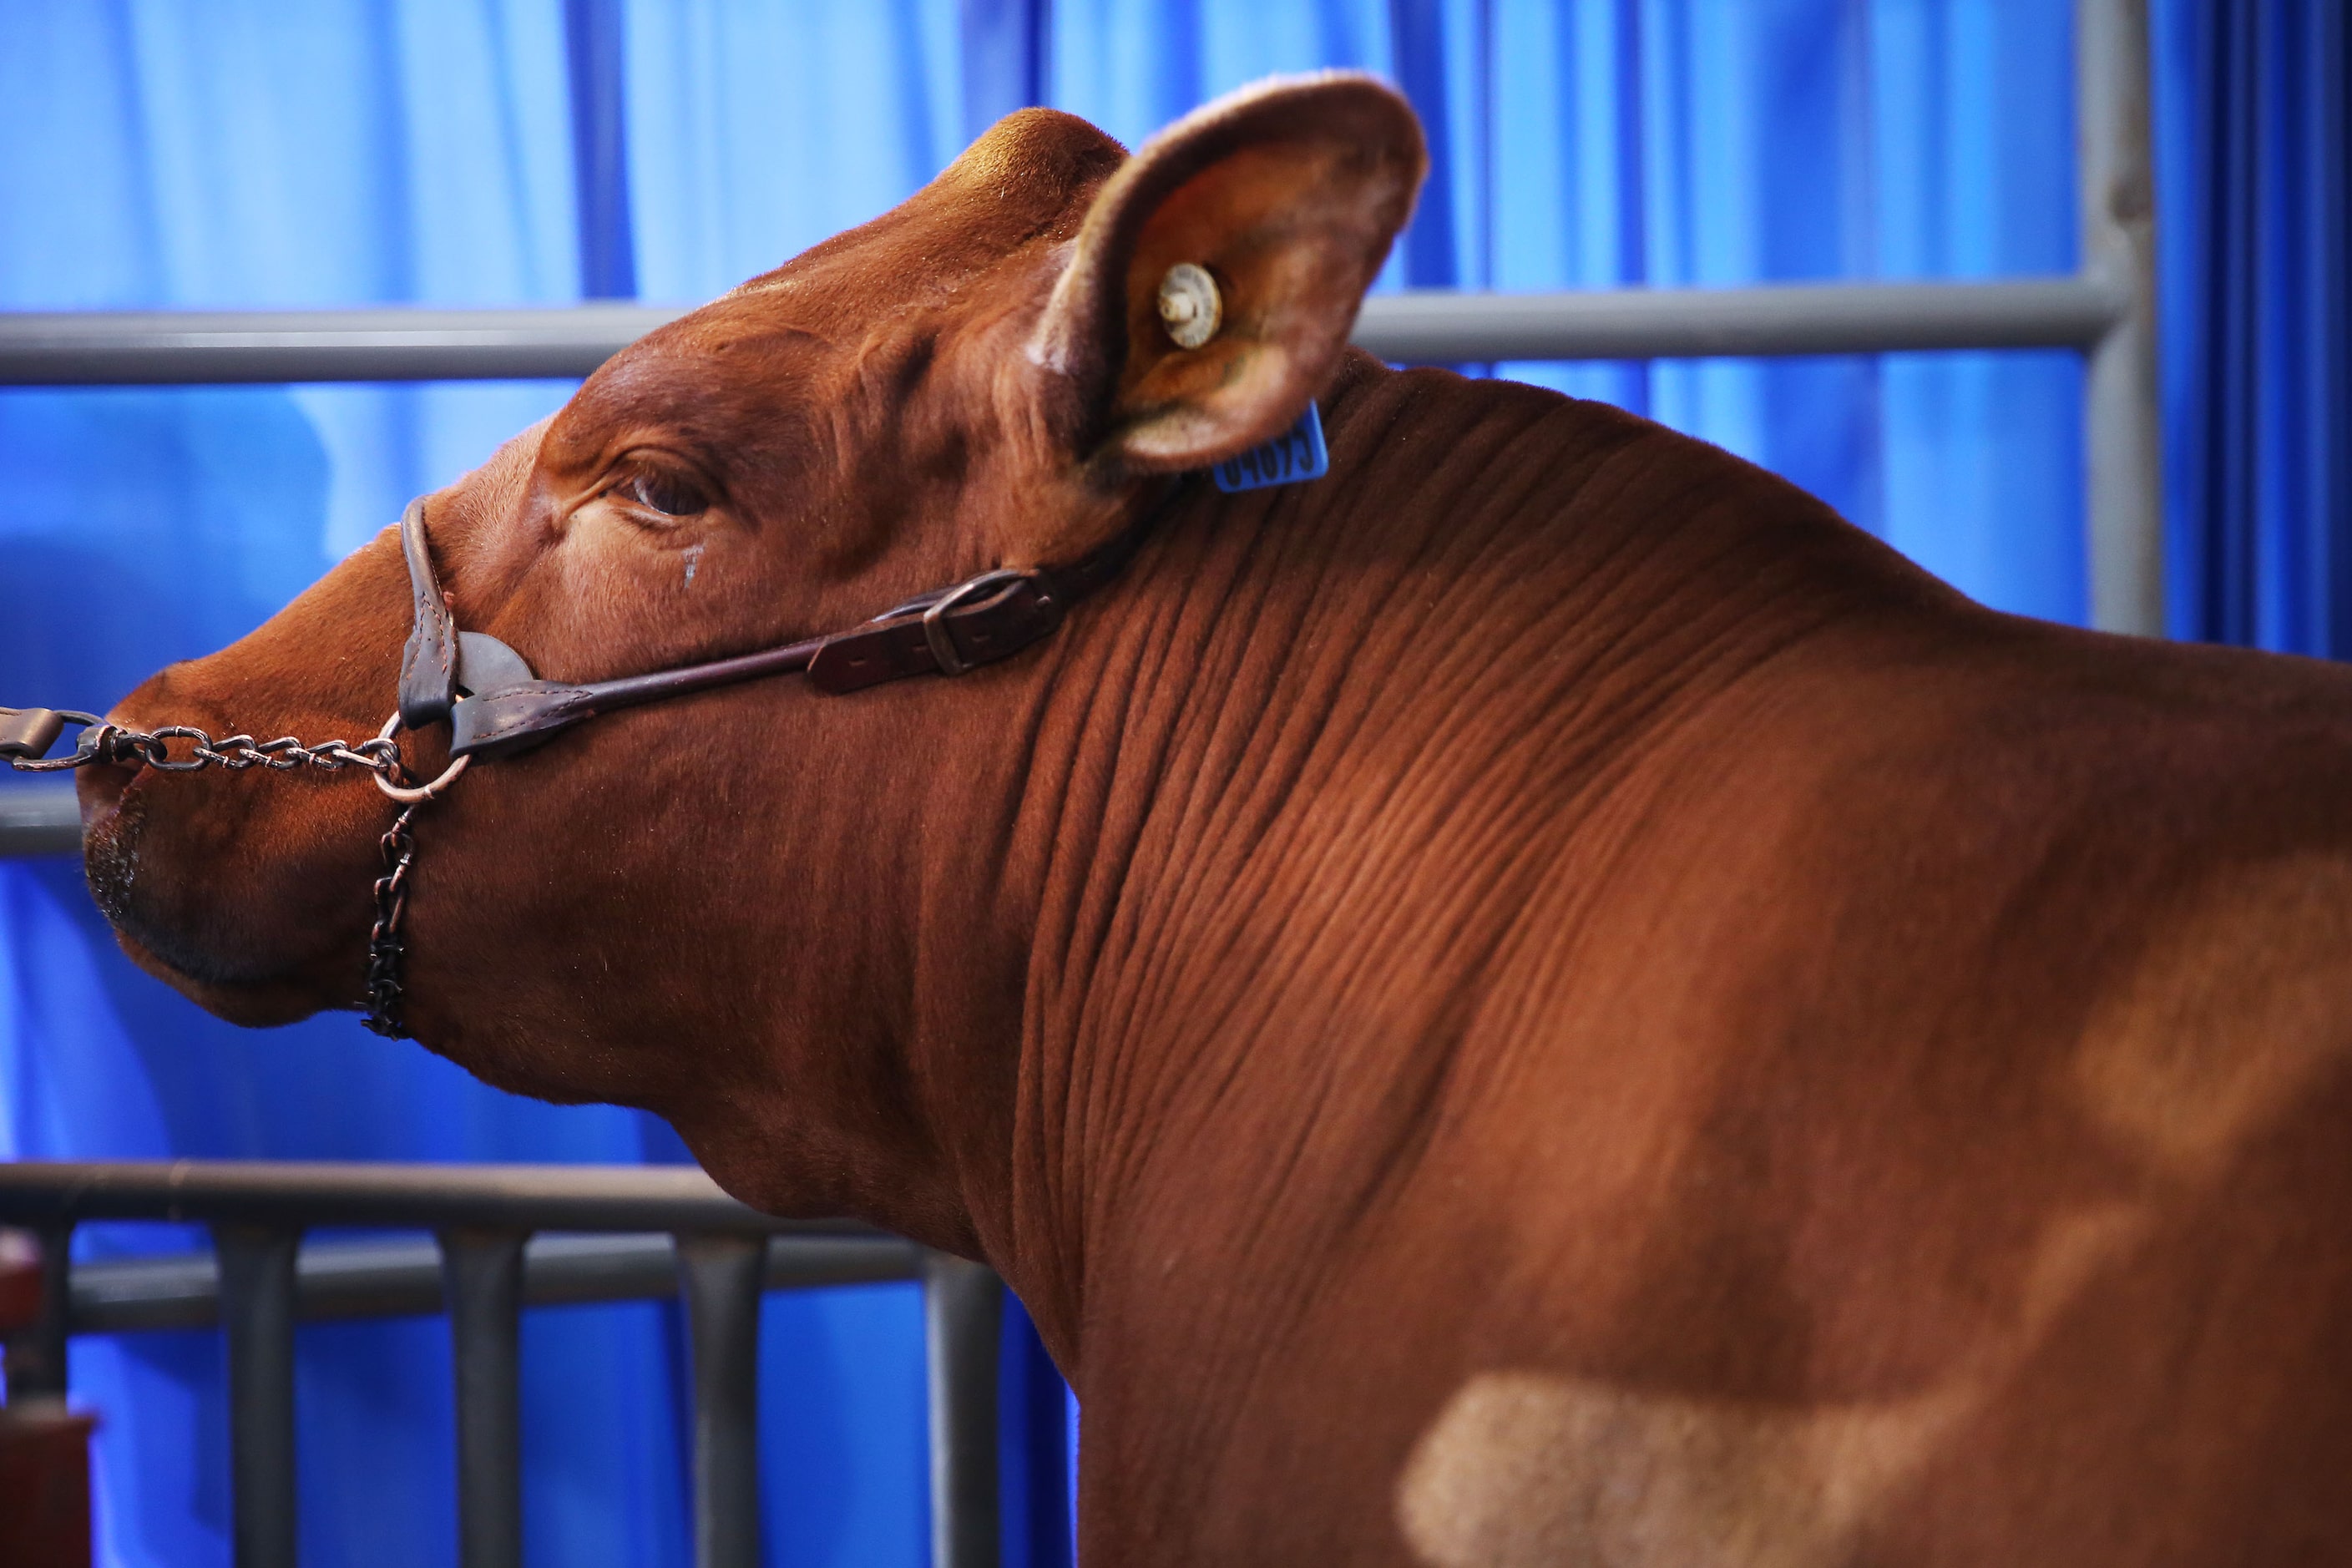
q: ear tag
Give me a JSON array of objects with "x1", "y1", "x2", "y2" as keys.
[
  {"x1": 1157, "y1": 263, "x2": 1222, "y2": 349},
  {"x1": 1211, "y1": 402, "x2": 1328, "y2": 494}
]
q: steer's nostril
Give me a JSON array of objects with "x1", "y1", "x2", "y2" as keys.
[{"x1": 76, "y1": 756, "x2": 134, "y2": 819}]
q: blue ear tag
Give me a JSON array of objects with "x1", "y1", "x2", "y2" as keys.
[{"x1": 1211, "y1": 402, "x2": 1328, "y2": 493}]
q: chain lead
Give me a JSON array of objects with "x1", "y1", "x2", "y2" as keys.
[
  {"x1": 363, "y1": 803, "x2": 422, "y2": 1039},
  {"x1": 4, "y1": 718, "x2": 402, "y2": 776},
  {"x1": 114, "y1": 726, "x2": 401, "y2": 775}
]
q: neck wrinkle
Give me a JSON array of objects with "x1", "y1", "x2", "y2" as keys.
[{"x1": 981, "y1": 357, "x2": 1927, "y2": 1380}]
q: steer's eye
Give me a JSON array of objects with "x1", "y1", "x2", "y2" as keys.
[{"x1": 622, "y1": 469, "x2": 707, "y2": 518}]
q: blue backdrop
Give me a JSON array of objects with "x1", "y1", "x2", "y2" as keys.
[{"x1": 0, "y1": 3, "x2": 2341, "y2": 1565}]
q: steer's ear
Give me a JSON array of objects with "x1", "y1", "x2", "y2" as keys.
[{"x1": 1027, "y1": 73, "x2": 1425, "y2": 484}]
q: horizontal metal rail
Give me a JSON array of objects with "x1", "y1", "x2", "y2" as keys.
[
  {"x1": 0, "y1": 1158, "x2": 869, "y2": 1234},
  {"x1": 0, "y1": 785, "x2": 80, "y2": 857},
  {"x1": 0, "y1": 276, "x2": 2123, "y2": 387},
  {"x1": 0, "y1": 1162, "x2": 1002, "y2": 1568},
  {"x1": 1353, "y1": 276, "x2": 2123, "y2": 361},
  {"x1": 0, "y1": 266, "x2": 2132, "y2": 869},
  {"x1": 68, "y1": 1230, "x2": 925, "y2": 1335},
  {"x1": 0, "y1": 304, "x2": 675, "y2": 385}
]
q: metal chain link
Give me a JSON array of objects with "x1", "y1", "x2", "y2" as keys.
[
  {"x1": 97, "y1": 725, "x2": 403, "y2": 776},
  {"x1": 5, "y1": 716, "x2": 402, "y2": 776},
  {"x1": 363, "y1": 804, "x2": 421, "y2": 1039}
]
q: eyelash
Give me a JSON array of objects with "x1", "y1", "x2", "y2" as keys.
[{"x1": 616, "y1": 468, "x2": 708, "y2": 518}]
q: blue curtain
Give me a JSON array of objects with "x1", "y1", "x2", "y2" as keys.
[
  {"x1": 1044, "y1": 0, "x2": 2087, "y2": 619},
  {"x1": 2154, "y1": 0, "x2": 2350, "y2": 654},
  {"x1": 3, "y1": 4, "x2": 2344, "y2": 1566}
]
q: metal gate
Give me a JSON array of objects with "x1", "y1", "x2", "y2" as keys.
[{"x1": 0, "y1": 1161, "x2": 1004, "y2": 1568}]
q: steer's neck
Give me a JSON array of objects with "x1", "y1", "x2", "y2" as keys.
[{"x1": 964, "y1": 352, "x2": 1960, "y2": 1376}]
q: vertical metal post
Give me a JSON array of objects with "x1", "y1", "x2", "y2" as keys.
[
  {"x1": 440, "y1": 1228, "x2": 528, "y2": 1568},
  {"x1": 215, "y1": 1225, "x2": 301, "y2": 1568},
  {"x1": 676, "y1": 1233, "x2": 765, "y2": 1568},
  {"x1": 923, "y1": 1255, "x2": 1002, "y2": 1568},
  {"x1": 4, "y1": 1222, "x2": 74, "y2": 1402},
  {"x1": 2079, "y1": 0, "x2": 2164, "y2": 635}
]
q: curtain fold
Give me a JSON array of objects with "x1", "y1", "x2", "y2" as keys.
[
  {"x1": 2155, "y1": 0, "x2": 2350, "y2": 655},
  {"x1": 3, "y1": 4, "x2": 2342, "y2": 1566}
]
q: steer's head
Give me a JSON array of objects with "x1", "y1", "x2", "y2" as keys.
[{"x1": 74, "y1": 75, "x2": 1421, "y2": 1217}]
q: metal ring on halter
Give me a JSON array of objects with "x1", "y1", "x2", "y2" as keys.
[{"x1": 372, "y1": 711, "x2": 470, "y2": 804}]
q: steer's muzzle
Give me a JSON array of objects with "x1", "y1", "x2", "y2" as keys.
[{"x1": 73, "y1": 682, "x2": 389, "y2": 1027}]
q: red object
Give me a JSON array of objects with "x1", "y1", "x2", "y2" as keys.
[
  {"x1": 0, "y1": 1248, "x2": 43, "y2": 1334},
  {"x1": 0, "y1": 1404, "x2": 95, "y2": 1567}
]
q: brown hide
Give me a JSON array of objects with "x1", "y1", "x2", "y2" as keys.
[{"x1": 72, "y1": 77, "x2": 2352, "y2": 1565}]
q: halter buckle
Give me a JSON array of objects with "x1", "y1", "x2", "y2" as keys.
[{"x1": 919, "y1": 570, "x2": 1031, "y2": 677}]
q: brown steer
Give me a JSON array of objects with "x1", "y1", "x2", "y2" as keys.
[{"x1": 70, "y1": 76, "x2": 2352, "y2": 1564}]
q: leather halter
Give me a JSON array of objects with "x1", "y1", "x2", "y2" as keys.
[
  {"x1": 3, "y1": 480, "x2": 1175, "y2": 1039},
  {"x1": 342, "y1": 484, "x2": 1172, "y2": 1036},
  {"x1": 395, "y1": 487, "x2": 1170, "y2": 761}
]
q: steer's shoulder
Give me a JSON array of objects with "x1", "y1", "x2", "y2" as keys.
[{"x1": 1375, "y1": 617, "x2": 2352, "y2": 1568}]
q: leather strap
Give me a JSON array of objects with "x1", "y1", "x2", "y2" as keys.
[
  {"x1": 807, "y1": 572, "x2": 1064, "y2": 694},
  {"x1": 398, "y1": 482, "x2": 1176, "y2": 761},
  {"x1": 807, "y1": 493, "x2": 1166, "y2": 695},
  {"x1": 0, "y1": 706, "x2": 68, "y2": 761},
  {"x1": 397, "y1": 497, "x2": 461, "y2": 730}
]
